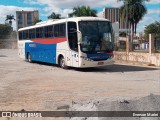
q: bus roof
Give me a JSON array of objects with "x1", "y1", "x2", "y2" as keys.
[{"x1": 18, "y1": 17, "x2": 110, "y2": 31}]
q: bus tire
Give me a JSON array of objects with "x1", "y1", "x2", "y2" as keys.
[
  {"x1": 59, "y1": 56, "x2": 67, "y2": 69},
  {"x1": 27, "y1": 53, "x2": 32, "y2": 63}
]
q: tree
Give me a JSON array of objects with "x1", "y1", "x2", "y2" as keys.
[
  {"x1": 5, "y1": 14, "x2": 15, "y2": 27},
  {"x1": 48, "y1": 12, "x2": 61, "y2": 19},
  {"x1": 118, "y1": 0, "x2": 148, "y2": 50},
  {"x1": 69, "y1": 6, "x2": 97, "y2": 17},
  {"x1": 144, "y1": 21, "x2": 160, "y2": 39},
  {"x1": 0, "y1": 24, "x2": 12, "y2": 39},
  {"x1": 32, "y1": 19, "x2": 42, "y2": 25}
]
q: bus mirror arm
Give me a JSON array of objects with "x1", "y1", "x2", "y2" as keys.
[
  {"x1": 69, "y1": 28, "x2": 82, "y2": 44},
  {"x1": 77, "y1": 30, "x2": 82, "y2": 44}
]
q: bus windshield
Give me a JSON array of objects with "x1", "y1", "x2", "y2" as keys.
[{"x1": 79, "y1": 21, "x2": 114, "y2": 53}]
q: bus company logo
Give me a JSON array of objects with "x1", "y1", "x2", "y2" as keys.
[
  {"x1": 2, "y1": 112, "x2": 11, "y2": 117},
  {"x1": 29, "y1": 44, "x2": 36, "y2": 48}
]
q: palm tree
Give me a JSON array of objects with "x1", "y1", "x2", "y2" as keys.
[
  {"x1": 118, "y1": 0, "x2": 148, "y2": 50},
  {"x1": 134, "y1": 3, "x2": 147, "y2": 34},
  {"x1": 32, "y1": 19, "x2": 42, "y2": 25},
  {"x1": 5, "y1": 14, "x2": 15, "y2": 27},
  {"x1": 48, "y1": 12, "x2": 61, "y2": 19},
  {"x1": 69, "y1": 6, "x2": 97, "y2": 17}
]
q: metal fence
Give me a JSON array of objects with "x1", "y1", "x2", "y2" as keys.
[{"x1": 114, "y1": 34, "x2": 160, "y2": 53}]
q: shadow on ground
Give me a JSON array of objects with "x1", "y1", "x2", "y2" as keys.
[
  {"x1": 73, "y1": 64, "x2": 158, "y2": 73},
  {"x1": 31, "y1": 61, "x2": 158, "y2": 73}
]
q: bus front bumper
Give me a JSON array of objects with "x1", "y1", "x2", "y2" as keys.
[{"x1": 79, "y1": 58, "x2": 114, "y2": 68}]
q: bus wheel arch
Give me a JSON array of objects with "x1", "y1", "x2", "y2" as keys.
[{"x1": 58, "y1": 54, "x2": 67, "y2": 69}]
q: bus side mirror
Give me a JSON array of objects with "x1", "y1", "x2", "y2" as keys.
[
  {"x1": 77, "y1": 30, "x2": 82, "y2": 44},
  {"x1": 69, "y1": 28, "x2": 82, "y2": 44}
]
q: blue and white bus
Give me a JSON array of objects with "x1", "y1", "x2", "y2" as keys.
[{"x1": 18, "y1": 17, "x2": 114, "y2": 68}]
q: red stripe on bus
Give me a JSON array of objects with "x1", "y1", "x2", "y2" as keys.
[
  {"x1": 105, "y1": 52, "x2": 113, "y2": 54},
  {"x1": 32, "y1": 38, "x2": 67, "y2": 44}
]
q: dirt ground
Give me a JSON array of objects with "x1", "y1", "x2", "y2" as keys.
[{"x1": 0, "y1": 49, "x2": 160, "y2": 120}]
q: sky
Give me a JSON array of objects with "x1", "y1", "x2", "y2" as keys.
[{"x1": 0, "y1": 0, "x2": 159, "y2": 33}]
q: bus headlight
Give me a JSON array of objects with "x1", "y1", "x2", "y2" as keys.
[{"x1": 80, "y1": 56, "x2": 93, "y2": 61}]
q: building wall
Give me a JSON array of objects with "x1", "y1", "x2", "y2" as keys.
[
  {"x1": 103, "y1": 8, "x2": 130, "y2": 31},
  {"x1": 16, "y1": 10, "x2": 39, "y2": 30},
  {"x1": 103, "y1": 8, "x2": 119, "y2": 23},
  {"x1": 114, "y1": 51, "x2": 160, "y2": 66},
  {"x1": 0, "y1": 32, "x2": 17, "y2": 49}
]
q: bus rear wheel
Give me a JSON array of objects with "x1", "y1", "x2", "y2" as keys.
[
  {"x1": 27, "y1": 53, "x2": 32, "y2": 63},
  {"x1": 59, "y1": 56, "x2": 67, "y2": 69}
]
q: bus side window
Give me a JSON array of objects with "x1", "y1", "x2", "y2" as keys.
[
  {"x1": 59, "y1": 24, "x2": 66, "y2": 37},
  {"x1": 23, "y1": 30, "x2": 29, "y2": 39},
  {"x1": 36, "y1": 27, "x2": 43, "y2": 38},
  {"x1": 29, "y1": 29, "x2": 35, "y2": 39},
  {"x1": 32, "y1": 29, "x2": 35, "y2": 39},
  {"x1": 44, "y1": 26, "x2": 48, "y2": 38},
  {"x1": 39, "y1": 27, "x2": 44, "y2": 38},
  {"x1": 44, "y1": 26, "x2": 53, "y2": 38},
  {"x1": 54, "y1": 24, "x2": 59, "y2": 37},
  {"x1": 54, "y1": 23, "x2": 65, "y2": 37},
  {"x1": 48, "y1": 26, "x2": 53, "y2": 37},
  {"x1": 36, "y1": 28, "x2": 40, "y2": 38}
]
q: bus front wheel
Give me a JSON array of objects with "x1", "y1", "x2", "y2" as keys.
[
  {"x1": 27, "y1": 53, "x2": 32, "y2": 63},
  {"x1": 59, "y1": 56, "x2": 67, "y2": 69}
]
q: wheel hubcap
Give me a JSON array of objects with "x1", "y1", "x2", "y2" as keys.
[
  {"x1": 28, "y1": 54, "x2": 31, "y2": 62},
  {"x1": 61, "y1": 59, "x2": 65, "y2": 68}
]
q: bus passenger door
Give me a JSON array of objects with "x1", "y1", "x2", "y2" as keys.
[
  {"x1": 66, "y1": 50, "x2": 71, "y2": 66},
  {"x1": 67, "y1": 22, "x2": 79, "y2": 67},
  {"x1": 71, "y1": 51, "x2": 79, "y2": 67}
]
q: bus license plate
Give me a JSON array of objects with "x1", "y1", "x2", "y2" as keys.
[{"x1": 98, "y1": 62, "x2": 104, "y2": 65}]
